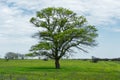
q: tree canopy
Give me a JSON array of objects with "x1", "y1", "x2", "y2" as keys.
[
  {"x1": 5, "y1": 52, "x2": 24, "y2": 60},
  {"x1": 30, "y1": 7, "x2": 98, "y2": 69}
]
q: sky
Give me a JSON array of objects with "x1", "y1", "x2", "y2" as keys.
[{"x1": 0, "y1": 0, "x2": 120, "y2": 58}]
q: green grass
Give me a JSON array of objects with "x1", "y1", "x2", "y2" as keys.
[{"x1": 0, "y1": 59, "x2": 120, "y2": 80}]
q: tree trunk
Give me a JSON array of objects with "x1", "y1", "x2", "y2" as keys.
[{"x1": 55, "y1": 59, "x2": 60, "y2": 69}]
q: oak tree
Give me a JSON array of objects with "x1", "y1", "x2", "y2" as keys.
[{"x1": 30, "y1": 7, "x2": 98, "y2": 69}]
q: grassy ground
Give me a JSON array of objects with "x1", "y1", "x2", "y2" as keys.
[{"x1": 0, "y1": 59, "x2": 120, "y2": 80}]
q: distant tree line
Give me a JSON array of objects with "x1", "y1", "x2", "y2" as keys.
[
  {"x1": 67, "y1": 56, "x2": 120, "y2": 63},
  {"x1": 5, "y1": 52, "x2": 25, "y2": 60},
  {"x1": 4, "y1": 52, "x2": 48, "y2": 61},
  {"x1": 4, "y1": 52, "x2": 120, "y2": 62},
  {"x1": 91, "y1": 56, "x2": 120, "y2": 63}
]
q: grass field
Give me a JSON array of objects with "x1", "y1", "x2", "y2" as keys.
[{"x1": 0, "y1": 59, "x2": 120, "y2": 80}]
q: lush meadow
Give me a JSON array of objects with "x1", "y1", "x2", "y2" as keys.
[{"x1": 0, "y1": 59, "x2": 120, "y2": 80}]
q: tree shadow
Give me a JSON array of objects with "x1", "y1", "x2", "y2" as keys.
[{"x1": 22, "y1": 67, "x2": 57, "y2": 72}]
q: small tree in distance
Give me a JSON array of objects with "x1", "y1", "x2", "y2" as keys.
[
  {"x1": 5, "y1": 52, "x2": 25, "y2": 60},
  {"x1": 30, "y1": 7, "x2": 98, "y2": 69},
  {"x1": 5, "y1": 52, "x2": 18, "y2": 60}
]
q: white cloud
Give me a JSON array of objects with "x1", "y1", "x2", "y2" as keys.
[
  {"x1": 2, "y1": 0, "x2": 120, "y2": 26},
  {"x1": 0, "y1": 0, "x2": 120, "y2": 57},
  {"x1": 114, "y1": 29, "x2": 120, "y2": 32},
  {"x1": 112, "y1": 28, "x2": 120, "y2": 32}
]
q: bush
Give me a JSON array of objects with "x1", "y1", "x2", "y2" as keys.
[
  {"x1": 91, "y1": 56, "x2": 99, "y2": 63},
  {"x1": 43, "y1": 58, "x2": 48, "y2": 61}
]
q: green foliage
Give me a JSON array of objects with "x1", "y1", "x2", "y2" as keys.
[
  {"x1": 25, "y1": 53, "x2": 35, "y2": 57},
  {"x1": 30, "y1": 7, "x2": 98, "y2": 68},
  {"x1": 31, "y1": 42, "x2": 53, "y2": 51},
  {"x1": 30, "y1": 7, "x2": 98, "y2": 59}
]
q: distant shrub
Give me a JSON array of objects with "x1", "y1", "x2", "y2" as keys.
[
  {"x1": 91, "y1": 56, "x2": 99, "y2": 63},
  {"x1": 111, "y1": 58, "x2": 120, "y2": 61},
  {"x1": 103, "y1": 58, "x2": 109, "y2": 61},
  {"x1": 43, "y1": 58, "x2": 48, "y2": 61}
]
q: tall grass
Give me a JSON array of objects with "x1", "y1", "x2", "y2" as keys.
[{"x1": 0, "y1": 59, "x2": 120, "y2": 80}]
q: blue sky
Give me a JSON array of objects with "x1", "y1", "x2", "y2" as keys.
[{"x1": 0, "y1": 0, "x2": 120, "y2": 58}]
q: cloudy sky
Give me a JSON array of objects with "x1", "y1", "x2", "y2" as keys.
[{"x1": 0, "y1": 0, "x2": 120, "y2": 58}]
